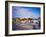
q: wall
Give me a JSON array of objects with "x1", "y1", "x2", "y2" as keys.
[{"x1": 0, "y1": 0, "x2": 46, "y2": 37}]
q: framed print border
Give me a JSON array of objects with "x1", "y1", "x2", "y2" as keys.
[{"x1": 5, "y1": 1, "x2": 45, "y2": 36}]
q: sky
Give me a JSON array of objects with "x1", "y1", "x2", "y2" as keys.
[{"x1": 12, "y1": 6, "x2": 40, "y2": 19}]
